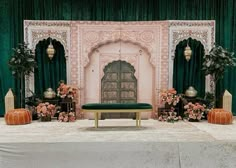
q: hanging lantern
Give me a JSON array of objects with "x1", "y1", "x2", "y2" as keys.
[
  {"x1": 46, "y1": 38, "x2": 55, "y2": 60},
  {"x1": 184, "y1": 42, "x2": 192, "y2": 61}
]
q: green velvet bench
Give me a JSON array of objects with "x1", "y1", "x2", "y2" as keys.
[{"x1": 81, "y1": 103, "x2": 153, "y2": 128}]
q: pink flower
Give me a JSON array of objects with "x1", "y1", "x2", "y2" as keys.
[
  {"x1": 36, "y1": 102, "x2": 56, "y2": 118},
  {"x1": 63, "y1": 116, "x2": 69, "y2": 122},
  {"x1": 69, "y1": 116, "x2": 76, "y2": 122},
  {"x1": 57, "y1": 112, "x2": 76, "y2": 122},
  {"x1": 184, "y1": 102, "x2": 205, "y2": 121},
  {"x1": 58, "y1": 115, "x2": 64, "y2": 122},
  {"x1": 57, "y1": 81, "x2": 78, "y2": 99},
  {"x1": 169, "y1": 88, "x2": 177, "y2": 94},
  {"x1": 160, "y1": 88, "x2": 180, "y2": 106}
]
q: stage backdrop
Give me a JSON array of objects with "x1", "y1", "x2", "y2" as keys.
[{"x1": 0, "y1": 0, "x2": 236, "y2": 115}]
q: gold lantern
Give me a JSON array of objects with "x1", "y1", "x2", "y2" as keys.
[
  {"x1": 184, "y1": 40, "x2": 192, "y2": 61},
  {"x1": 46, "y1": 38, "x2": 55, "y2": 60}
]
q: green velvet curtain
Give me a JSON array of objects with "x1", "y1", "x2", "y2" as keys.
[
  {"x1": 173, "y1": 38, "x2": 205, "y2": 97},
  {"x1": 35, "y1": 38, "x2": 66, "y2": 97},
  {"x1": 0, "y1": 0, "x2": 236, "y2": 115}
]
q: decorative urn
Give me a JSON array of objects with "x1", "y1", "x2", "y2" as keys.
[
  {"x1": 185, "y1": 86, "x2": 197, "y2": 97},
  {"x1": 44, "y1": 88, "x2": 56, "y2": 99}
]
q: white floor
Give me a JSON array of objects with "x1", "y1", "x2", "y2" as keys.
[
  {"x1": 0, "y1": 118, "x2": 236, "y2": 142},
  {"x1": 0, "y1": 118, "x2": 236, "y2": 168}
]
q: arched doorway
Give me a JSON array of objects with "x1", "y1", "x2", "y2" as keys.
[
  {"x1": 173, "y1": 38, "x2": 205, "y2": 97},
  {"x1": 101, "y1": 60, "x2": 137, "y2": 119},
  {"x1": 35, "y1": 38, "x2": 67, "y2": 96},
  {"x1": 84, "y1": 41, "x2": 153, "y2": 119}
]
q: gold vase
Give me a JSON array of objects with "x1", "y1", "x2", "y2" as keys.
[
  {"x1": 44, "y1": 88, "x2": 56, "y2": 99},
  {"x1": 185, "y1": 86, "x2": 197, "y2": 97}
]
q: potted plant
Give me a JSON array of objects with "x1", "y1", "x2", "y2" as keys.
[
  {"x1": 8, "y1": 42, "x2": 37, "y2": 107},
  {"x1": 202, "y1": 44, "x2": 236, "y2": 106}
]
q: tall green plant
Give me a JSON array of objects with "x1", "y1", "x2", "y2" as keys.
[
  {"x1": 202, "y1": 44, "x2": 236, "y2": 106},
  {"x1": 8, "y1": 42, "x2": 37, "y2": 107}
]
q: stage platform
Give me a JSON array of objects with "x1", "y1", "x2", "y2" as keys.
[{"x1": 0, "y1": 118, "x2": 236, "y2": 168}]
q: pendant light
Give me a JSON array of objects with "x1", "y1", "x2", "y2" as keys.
[
  {"x1": 184, "y1": 39, "x2": 192, "y2": 61},
  {"x1": 46, "y1": 37, "x2": 55, "y2": 60}
]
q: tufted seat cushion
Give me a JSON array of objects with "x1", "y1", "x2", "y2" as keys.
[{"x1": 82, "y1": 103, "x2": 152, "y2": 110}]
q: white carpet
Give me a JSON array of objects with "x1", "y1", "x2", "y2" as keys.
[
  {"x1": 0, "y1": 118, "x2": 236, "y2": 142},
  {"x1": 0, "y1": 118, "x2": 236, "y2": 168}
]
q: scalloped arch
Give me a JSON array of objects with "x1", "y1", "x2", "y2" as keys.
[
  {"x1": 103, "y1": 60, "x2": 136, "y2": 73},
  {"x1": 85, "y1": 40, "x2": 154, "y2": 67},
  {"x1": 171, "y1": 35, "x2": 208, "y2": 60},
  {"x1": 32, "y1": 35, "x2": 68, "y2": 57}
]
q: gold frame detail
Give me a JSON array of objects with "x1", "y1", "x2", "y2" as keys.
[{"x1": 82, "y1": 109, "x2": 152, "y2": 128}]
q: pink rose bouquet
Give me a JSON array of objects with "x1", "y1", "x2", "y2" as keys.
[
  {"x1": 36, "y1": 102, "x2": 56, "y2": 118},
  {"x1": 184, "y1": 102, "x2": 205, "y2": 121},
  {"x1": 58, "y1": 112, "x2": 76, "y2": 122},
  {"x1": 57, "y1": 80, "x2": 77, "y2": 99},
  {"x1": 158, "y1": 107, "x2": 182, "y2": 122},
  {"x1": 160, "y1": 88, "x2": 180, "y2": 106}
]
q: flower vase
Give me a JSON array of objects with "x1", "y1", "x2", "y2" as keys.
[{"x1": 41, "y1": 115, "x2": 51, "y2": 122}]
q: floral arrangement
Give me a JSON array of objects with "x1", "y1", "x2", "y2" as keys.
[
  {"x1": 184, "y1": 102, "x2": 205, "y2": 121},
  {"x1": 57, "y1": 80, "x2": 77, "y2": 99},
  {"x1": 160, "y1": 88, "x2": 181, "y2": 106},
  {"x1": 58, "y1": 112, "x2": 76, "y2": 122},
  {"x1": 36, "y1": 102, "x2": 56, "y2": 118},
  {"x1": 158, "y1": 107, "x2": 182, "y2": 123}
]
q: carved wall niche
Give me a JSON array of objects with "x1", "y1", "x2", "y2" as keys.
[
  {"x1": 24, "y1": 20, "x2": 71, "y2": 97},
  {"x1": 168, "y1": 20, "x2": 215, "y2": 91}
]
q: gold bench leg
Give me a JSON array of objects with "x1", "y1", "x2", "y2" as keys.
[
  {"x1": 95, "y1": 112, "x2": 98, "y2": 128},
  {"x1": 136, "y1": 112, "x2": 139, "y2": 127},
  {"x1": 138, "y1": 112, "x2": 141, "y2": 127}
]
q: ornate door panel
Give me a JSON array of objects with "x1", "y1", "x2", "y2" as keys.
[{"x1": 101, "y1": 60, "x2": 137, "y2": 119}]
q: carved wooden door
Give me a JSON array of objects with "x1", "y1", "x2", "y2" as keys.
[{"x1": 101, "y1": 60, "x2": 137, "y2": 119}]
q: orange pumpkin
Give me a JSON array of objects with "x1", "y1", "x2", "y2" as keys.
[
  {"x1": 208, "y1": 108, "x2": 233, "y2": 125},
  {"x1": 5, "y1": 108, "x2": 31, "y2": 125}
]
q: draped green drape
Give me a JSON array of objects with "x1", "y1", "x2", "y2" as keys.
[
  {"x1": 35, "y1": 38, "x2": 66, "y2": 97},
  {"x1": 173, "y1": 38, "x2": 205, "y2": 97},
  {"x1": 0, "y1": 0, "x2": 236, "y2": 115}
]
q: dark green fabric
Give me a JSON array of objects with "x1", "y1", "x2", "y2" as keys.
[
  {"x1": 0, "y1": 0, "x2": 13, "y2": 116},
  {"x1": 173, "y1": 38, "x2": 205, "y2": 97},
  {"x1": 35, "y1": 38, "x2": 66, "y2": 97},
  {"x1": 0, "y1": 0, "x2": 236, "y2": 115},
  {"x1": 82, "y1": 103, "x2": 152, "y2": 110}
]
